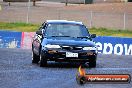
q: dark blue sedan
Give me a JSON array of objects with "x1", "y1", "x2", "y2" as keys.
[{"x1": 32, "y1": 20, "x2": 97, "y2": 67}]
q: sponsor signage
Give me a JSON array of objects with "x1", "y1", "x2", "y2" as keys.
[
  {"x1": 94, "y1": 36, "x2": 132, "y2": 55},
  {"x1": 0, "y1": 31, "x2": 132, "y2": 55},
  {"x1": 0, "y1": 31, "x2": 21, "y2": 48},
  {"x1": 76, "y1": 66, "x2": 131, "y2": 85}
]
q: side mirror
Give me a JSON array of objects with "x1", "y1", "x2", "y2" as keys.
[
  {"x1": 90, "y1": 34, "x2": 96, "y2": 38},
  {"x1": 36, "y1": 30, "x2": 42, "y2": 35}
]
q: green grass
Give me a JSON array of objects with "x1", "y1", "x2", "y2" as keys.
[
  {"x1": 0, "y1": 22, "x2": 132, "y2": 38},
  {"x1": 89, "y1": 27, "x2": 132, "y2": 38},
  {"x1": 0, "y1": 22, "x2": 40, "y2": 32}
]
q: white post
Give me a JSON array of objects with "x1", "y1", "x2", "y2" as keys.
[
  {"x1": 123, "y1": 0, "x2": 127, "y2": 30},
  {"x1": 27, "y1": 0, "x2": 31, "y2": 23},
  {"x1": 0, "y1": 5, "x2": 1, "y2": 11},
  {"x1": 58, "y1": 9, "x2": 60, "y2": 20},
  {"x1": 90, "y1": 11, "x2": 93, "y2": 28},
  {"x1": 123, "y1": 12, "x2": 126, "y2": 30},
  {"x1": 84, "y1": 0, "x2": 85, "y2": 4}
]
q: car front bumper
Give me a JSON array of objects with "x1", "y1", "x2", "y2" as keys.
[{"x1": 41, "y1": 49, "x2": 97, "y2": 62}]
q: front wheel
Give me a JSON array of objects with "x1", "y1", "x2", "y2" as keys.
[
  {"x1": 40, "y1": 54, "x2": 47, "y2": 67},
  {"x1": 89, "y1": 60, "x2": 96, "y2": 68},
  {"x1": 32, "y1": 51, "x2": 40, "y2": 64}
]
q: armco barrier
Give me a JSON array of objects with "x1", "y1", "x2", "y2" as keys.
[{"x1": 0, "y1": 31, "x2": 132, "y2": 55}]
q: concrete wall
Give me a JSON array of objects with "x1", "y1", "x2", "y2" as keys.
[
  {"x1": 3, "y1": 0, "x2": 126, "y2": 3},
  {"x1": 43, "y1": 0, "x2": 127, "y2": 3},
  {"x1": 3, "y1": 0, "x2": 41, "y2": 2},
  {"x1": 60, "y1": 0, "x2": 124, "y2": 3},
  {"x1": 93, "y1": 0, "x2": 122, "y2": 3}
]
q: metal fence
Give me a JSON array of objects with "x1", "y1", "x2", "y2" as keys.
[
  {"x1": 56, "y1": 10, "x2": 132, "y2": 30},
  {"x1": 0, "y1": 2, "x2": 132, "y2": 30}
]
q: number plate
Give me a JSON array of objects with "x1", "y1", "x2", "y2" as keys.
[{"x1": 66, "y1": 52, "x2": 78, "y2": 57}]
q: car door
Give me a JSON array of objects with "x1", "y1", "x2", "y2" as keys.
[
  {"x1": 32, "y1": 22, "x2": 47, "y2": 55},
  {"x1": 32, "y1": 26, "x2": 44, "y2": 55}
]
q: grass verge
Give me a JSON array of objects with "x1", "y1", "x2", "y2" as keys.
[
  {"x1": 90, "y1": 27, "x2": 132, "y2": 38},
  {"x1": 0, "y1": 22, "x2": 40, "y2": 32},
  {"x1": 0, "y1": 22, "x2": 132, "y2": 38}
]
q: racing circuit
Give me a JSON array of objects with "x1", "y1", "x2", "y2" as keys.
[
  {"x1": 0, "y1": 48, "x2": 131, "y2": 88},
  {"x1": 0, "y1": 1, "x2": 132, "y2": 88}
]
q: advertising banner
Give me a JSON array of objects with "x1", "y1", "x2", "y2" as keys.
[
  {"x1": 0, "y1": 31, "x2": 132, "y2": 55},
  {"x1": 94, "y1": 36, "x2": 132, "y2": 55},
  {"x1": 0, "y1": 31, "x2": 22, "y2": 48}
]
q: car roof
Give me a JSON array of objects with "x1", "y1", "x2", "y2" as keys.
[{"x1": 46, "y1": 20, "x2": 83, "y2": 25}]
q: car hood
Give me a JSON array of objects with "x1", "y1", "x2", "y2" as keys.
[{"x1": 42, "y1": 37, "x2": 96, "y2": 47}]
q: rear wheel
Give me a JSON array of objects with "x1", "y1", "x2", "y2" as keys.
[
  {"x1": 32, "y1": 51, "x2": 40, "y2": 64},
  {"x1": 40, "y1": 54, "x2": 47, "y2": 67}
]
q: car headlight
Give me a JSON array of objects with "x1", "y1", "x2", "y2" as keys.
[
  {"x1": 83, "y1": 47, "x2": 96, "y2": 50},
  {"x1": 45, "y1": 44, "x2": 61, "y2": 49}
]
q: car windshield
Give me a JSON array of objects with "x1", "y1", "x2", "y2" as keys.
[{"x1": 44, "y1": 23, "x2": 90, "y2": 38}]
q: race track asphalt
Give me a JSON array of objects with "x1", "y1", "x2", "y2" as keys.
[{"x1": 0, "y1": 48, "x2": 131, "y2": 88}]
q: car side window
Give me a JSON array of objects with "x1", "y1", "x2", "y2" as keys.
[
  {"x1": 38, "y1": 26, "x2": 43, "y2": 30},
  {"x1": 38, "y1": 22, "x2": 46, "y2": 30},
  {"x1": 42, "y1": 23, "x2": 48, "y2": 35},
  {"x1": 37, "y1": 22, "x2": 47, "y2": 35},
  {"x1": 42, "y1": 22, "x2": 47, "y2": 29}
]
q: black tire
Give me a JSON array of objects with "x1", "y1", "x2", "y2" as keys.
[
  {"x1": 32, "y1": 51, "x2": 40, "y2": 64},
  {"x1": 89, "y1": 60, "x2": 96, "y2": 68},
  {"x1": 40, "y1": 54, "x2": 47, "y2": 67}
]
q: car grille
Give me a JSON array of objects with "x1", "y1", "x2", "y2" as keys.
[{"x1": 62, "y1": 46, "x2": 82, "y2": 50}]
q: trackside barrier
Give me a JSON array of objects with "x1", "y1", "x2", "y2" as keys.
[
  {"x1": 21, "y1": 32, "x2": 35, "y2": 49},
  {"x1": 0, "y1": 31, "x2": 132, "y2": 55},
  {"x1": 94, "y1": 36, "x2": 132, "y2": 55},
  {"x1": 0, "y1": 31, "x2": 21, "y2": 48}
]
